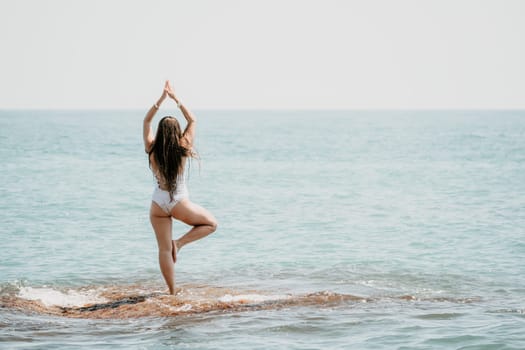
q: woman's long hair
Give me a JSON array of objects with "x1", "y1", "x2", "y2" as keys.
[{"x1": 149, "y1": 116, "x2": 191, "y2": 199}]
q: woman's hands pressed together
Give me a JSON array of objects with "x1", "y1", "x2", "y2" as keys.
[{"x1": 164, "y1": 80, "x2": 181, "y2": 105}]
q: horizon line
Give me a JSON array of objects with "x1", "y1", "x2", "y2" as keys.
[{"x1": 2, "y1": 107, "x2": 525, "y2": 112}]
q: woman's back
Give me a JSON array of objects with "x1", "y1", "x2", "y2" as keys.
[{"x1": 149, "y1": 153, "x2": 187, "y2": 191}]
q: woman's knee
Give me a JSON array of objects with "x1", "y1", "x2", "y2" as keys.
[
  {"x1": 199, "y1": 216, "x2": 217, "y2": 234},
  {"x1": 196, "y1": 211, "x2": 217, "y2": 233},
  {"x1": 158, "y1": 247, "x2": 172, "y2": 256},
  {"x1": 208, "y1": 218, "x2": 218, "y2": 233}
]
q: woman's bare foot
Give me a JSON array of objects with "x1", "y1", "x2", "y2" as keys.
[
  {"x1": 172, "y1": 240, "x2": 179, "y2": 263},
  {"x1": 168, "y1": 287, "x2": 182, "y2": 296}
]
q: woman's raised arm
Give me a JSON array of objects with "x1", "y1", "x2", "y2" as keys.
[
  {"x1": 164, "y1": 81, "x2": 196, "y2": 148},
  {"x1": 143, "y1": 83, "x2": 168, "y2": 153}
]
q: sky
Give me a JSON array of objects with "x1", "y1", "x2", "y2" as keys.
[{"x1": 0, "y1": 0, "x2": 524, "y2": 110}]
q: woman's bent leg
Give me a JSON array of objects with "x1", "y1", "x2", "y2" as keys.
[
  {"x1": 171, "y1": 199, "x2": 217, "y2": 251},
  {"x1": 150, "y1": 202, "x2": 177, "y2": 295}
]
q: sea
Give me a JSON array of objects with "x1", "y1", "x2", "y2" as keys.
[{"x1": 1, "y1": 109, "x2": 524, "y2": 349}]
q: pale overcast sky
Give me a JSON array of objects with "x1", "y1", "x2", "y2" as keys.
[{"x1": 0, "y1": 0, "x2": 524, "y2": 109}]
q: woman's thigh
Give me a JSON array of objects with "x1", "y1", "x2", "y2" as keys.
[
  {"x1": 171, "y1": 199, "x2": 217, "y2": 227},
  {"x1": 150, "y1": 201, "x2": 173, "y2": 251}
]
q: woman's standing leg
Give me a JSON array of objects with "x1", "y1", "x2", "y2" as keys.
[
  {"x1": 150, "y1": 202, "x2": 177, "y2": 294},
  {"x1": 171, "y1": 199, "x2": 217, "y2": 252}
]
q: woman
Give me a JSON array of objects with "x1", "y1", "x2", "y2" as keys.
[{"x1": 143, "y1": 81, "x2": 217, "y2": 295}]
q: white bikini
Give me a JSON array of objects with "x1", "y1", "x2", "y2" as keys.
[{"x1": 151, "y1": 169, "x2": 189, "y2": 215}]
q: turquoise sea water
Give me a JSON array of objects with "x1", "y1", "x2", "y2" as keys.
[{"x1": 1, "y1": 110, "x2": 524, "y2": 349}]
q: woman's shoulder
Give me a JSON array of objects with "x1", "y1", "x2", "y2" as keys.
[{"x1": 180, "y1": 136, "x2": 193, "y2": 150}]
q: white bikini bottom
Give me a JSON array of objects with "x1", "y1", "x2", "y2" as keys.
[{"x1": 152, "y1": 185, "x2": 189, "y2": 215}]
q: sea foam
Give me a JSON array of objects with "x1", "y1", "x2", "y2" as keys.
[
  {"x1": 218, "y1": 293, "x2": 289, "y2": 303},
  {"x1": 18, "y1": 286, "x2": 108, "y2": 307}
]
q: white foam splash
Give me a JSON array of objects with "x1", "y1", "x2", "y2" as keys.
[
  {"x1": 18, "y1": 287, "x2": 108, "y2": 307},
  {"x1": 174, "y1": 303, "x2": 193, "y2": 312},
  {"x1": 218, "y1": 294, "x2": 289, "y2": 304}
]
